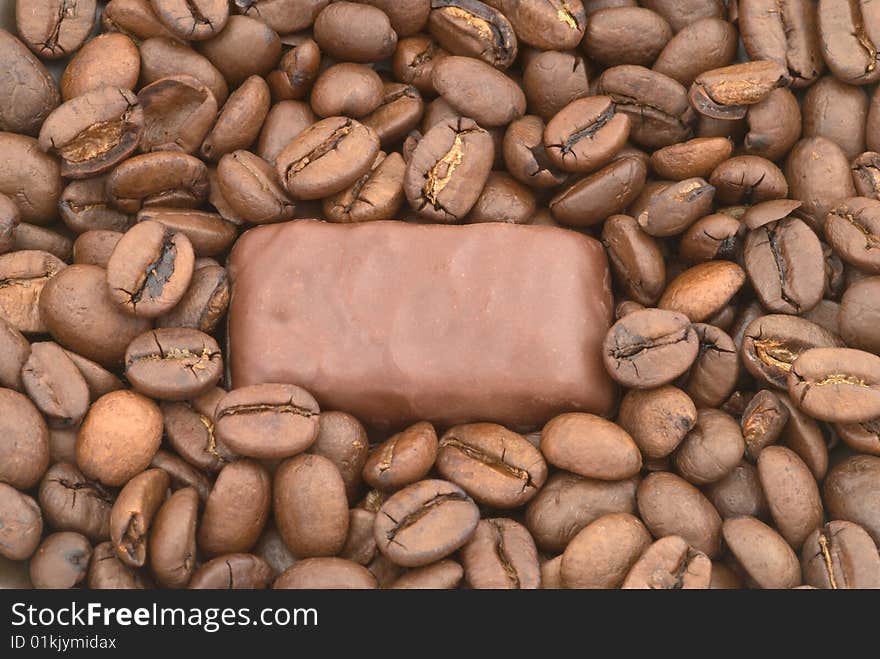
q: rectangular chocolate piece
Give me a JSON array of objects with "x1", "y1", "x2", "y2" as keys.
[{"x1": 227, "y1": 220, "x2": 615, "y2": 429}]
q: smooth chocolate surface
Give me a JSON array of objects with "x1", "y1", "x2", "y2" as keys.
[{"x1": 227, "y1": 220, "x2": 615, "y2": 429}]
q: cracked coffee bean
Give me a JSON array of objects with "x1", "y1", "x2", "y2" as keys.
[
  {"x1": 788, "y1": 347, "x2": 880, "y2": 423},
  {"x1": 109, "y1": 468, "x2": 169, "y2": 567},
  {"x1": 428, "y1": 0, "x2": 518, "y2": 70},
  {"x1": 363, "y1": 421, "x2": 438, "y2": 492},
  {"x1": 801, "y1": 520, "x2": 880, "y2": 589},
  {"x1": 15, "y1": 0, "x2": 96, "y2": 59},
  {"x1": 621, "y1": 535, "x2": 711, "y2": 589},
  {"x1": 0, "y1": 483, "x2": 42, "y2": 561},
  {"x1": 149, "y1": 486, "x2": 198, "y2": 588},
  {"x1": 543, "y1": 96, "x2": 630, "y2": 173},
  {"x1": 189, "y1": 553, "x2": 274, "y2": 590},
  {"x1": 460, "y1": 518, "x2": 540, "y2": 589},
  {"x1": 150, "y1": 0, "x2": 229, "y2": 42},
  {"x1": 38, "y1": 463, "x2": 113, "y2": 542}
]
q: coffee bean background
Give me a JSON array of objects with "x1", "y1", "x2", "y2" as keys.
[{"x1": 1, "y1": 0, "x2": 880, "y2": 590}]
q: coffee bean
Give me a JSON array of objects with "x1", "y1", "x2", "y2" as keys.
[
  {"x1": 137, "y1": 74, "x2": 218, "y2": 155},
  {"x1": 756, "y1": 446, "x2": 822, "y2": 550},
  {"x1": 437, "y1": 422, "x2": 547, "y2": 507},
  {"x1": 743, "y1": 88, "x2": 802, "y2": 160},
  {"x1": 0, "y1": 316, "x2": 29, "y2": 391},
  {"x1": 139, "y1": 37, "x2": 228, "y2": 106},
  {"x1": 618, "y1": 385, "x2": 696, "y2": 459},
  {"x1": 585, "y1": 7, "x2": 671, "y2": 67},
  {"x1": 603, "y1": 308, "x2": 699, "y2": 388},
  {"x1": 15, "y1": 0, "x2": 96, "y2": 59},
  {"x1": 601, "y1": 214, "x2": 666, "y2": 305},
  {"x1": 190, "y1": 553, "x2": 274, "y2": 589},
  {"x1": 156, "y1": 264, "x2": 228, "y2": 333},
  {"x1": 322, "y1": 151, "x2": 406, "y2": 224},
  {"x1": 256, "y1": 101, "x2": 315, "y2": 164},
  {"x1": 125, "y1": 328, "x2": 222, "y2": 401},
  {"x1": 201, "y1": 76, "x2": 271, "y2": 162},
  {"x1": 428, "y1": 0, "x2": 517, "y2": 70},
  {"x1": 363, "y1": 421, "x2": 438, "y2": 491},
  {"x1": 232, "y1": 0, "x2": 329, "y2": 34},
  {"x1": 0, "y1": 388, "x2": 49, "y2": 490},
  {"x1": 0, "y1": 483, "x2": 42, "y2": 561},
  {"x1": 109, "y1": 468, "x2": 170, "y2": 567},
  {"x1": 658, "y1": 261, "x2": 745, "y2": 323},
  {"x1": 788, "y1": 347, "x2": 880, "y2": 423},
  {"x1": 38, "y1": 463, "x2": 113, "y2": 542},
  {"x1": 314, "y1": 2, "x2": 397, "y2": 63},
  {"x1": 392, "y1": 35, "x2": 447, "y2": 96},
  {"x1": 308, "y1": 412, "x2": 369, "y2": 502},
  {"x1": 212, "y1": 383, "x2": 319, "y2": 460},
  {"x1": 150, "y1": 449, "x2": 212, "y2": 502},
  {"x1": 151, "y1": 0, "x2": 229, "y2": 42},
  {"x1": 621, "y1": 535, "x2": 712, "y2": 589},
  {"x1": 653, "y1": 17, "x2": 737, "y2": 87},
  {"x1": 199, "y1": 460, "x2": 271, "y2": 557},
  {"x1": 675, "y1": 408, "x2": 744, "y2": 485},
  {"x1": 817, "y1": 0, "x2": 880, "y2": 85},
  {"x1": 722, "y1": 516, "x2": 801, "y2": 588},
  {"x1": 363, "y1": 82, "x2": 424, "y2": 147},
  {"x1": 824, "y1": 455, "x2": 880, "y2": 545},
  {"x1": 373, "y1": 479, "x2": 479, "y2": 567},
  {"x1": 88, "y1": 541, "x2": 147, "y2": 589},
  {"x1": 641, "y1": 0, "x2": 723, "y2": 32},
  {"x1": 801, "y1": 521, "x2": 880, "y2": 589},
  {"x1": 522, "y1": 51, "x2": 589, "y2": 121},
  {"x1": 550, "y1": 156, "x2": 646, "y2": 226},
  {"x1": 460, "y1": 518, "x2": 540, "y2": 589},
  {"x1": 108, "y1": 152, "x2": 210, "y2": 214},
  {"x1": 0, "y1": 29, "x2": 60, "y2": 135},
  {"x1": 432, "y1": 56, "x2": 525, "y2": 127},
  {"x1": 741, "y1": 389, "x2": 790, "y2": 459},
  {"x1": 490, "y1": 0, "x2": 586, "y2": 51},
  {"x1": 543, "y1": 97, "x2": 630, "y2": 174},
  {"x1": 62, "y1": 32, "x2": 141, "y2": 101},
  {"x1": 149, "y1": 486, "x2": 199, "y2": 588},
  {"x1": 690, "y1": 61, "x2": 791, "y2": 121},
  {"x1": 391, "y1": 559, "x2": 464, "y2": 589},
  {"x1": 21, "y1": 342, "x2": 90, "y2": 428},
  {"x1": 0, "y1": 250, "x2": 65, "y2": 335},
  {"x1": 561, "y1": 512, "x2": 652, "y2": 588},
  {"x1": 60, "y1": 177, "x2": 132, "y2": 235},
  {"x1": 29, "y1": 532, "x2": 92, "y2": 590},
  {"x1": 785, "y1": 136, "x2": 856, "y2": 230},
  {"x1": 274, "y1": 557, "x2": 377, "y2": 589},
  {"x1": 704, "y1": 461, "x2": 770, "y2": 520},
  {"x1": 683, "y1": 323, "x2": 738, "y2": 408},
  {"x1": 776, "y1": 392, "x2": 829, "y2": 481},
  {"x1": 834, "y1": 418, "x2": 880, "y2": 456},
  {"x1": 541, "y1": 413, "x2": 641, "y2": 481},
  {"x1": 198, "y1": 15, "x2": 281, "y2": 87},
  {"x1": 803, "y1": 77, "x2": 867, "y2": 159},
  {"x1": 0, "y1": 133, "x2": 63, "y2": 225},
  {"x1": 502, "y1": 115, "x2": 568, "y2": 189},
  {"x1": 711, "y1": 156, "x2": 789, "y2": 205}
]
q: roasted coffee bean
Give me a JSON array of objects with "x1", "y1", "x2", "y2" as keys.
[
  {"x1": 108, "y1": 151, "x2": 209, "y2": 214},
  {"x1": 392, "y1": 35, "x2": 447, "y2": 96},
  {"x1": 621, "y1": 535, "x2": 712, "y2": 589},
  {"x1": 741, "y1": 199, "x2": 803, "y2": 231},
  {"x1": 637, "y1": 471, "x2": 722, "y2": 557},
  {"x1": 704, "y1": 461, "x2": 769, "y2": 520},
  {"x1": 460, "y1": 518, "x2": 540, "y2": 589},
  {"x1": 363, "y1": 421, "x2": 438, "y2": 491},
  {"x1": 824, "y1": 455, "x2": 880, "y2": 544},
  {"x1": 486, "y1": 0, "x2": 586, "y2": 51},
  {"x1": 690, "y1": 61, "x2": 791, "y2": 121},
  {"x1": 722, "y1": 516, "x2": 801, "y2": 589},
  {"x1": 216, "y1": 150, "x2": 295, "y2": 224},
  {"x1": 601, "y1": 214, "x2": 665, "y2": 305},
  {"x1": 256, "y1": 101, "x2": 315, "y2": 164},
  {"x1": 340, "y1": 507, "x2": 376, "y2": 563},
  {"x1": 139, "y1": 37, "x2": 228, "y2": 106},
  {"x1": 521, "y1": 51, "x2": 589, "y2": 122},
  {"x1": 275, "y1": 454, "x2": 349, "y2": 558},
  {"x1": 0, "y1": 316, "x2": 29, "y2": 391},
  {"x1": 462, "y1": 171, "x2": 534, "y2": 224},
  {"x1": 653, "y1": 17, "x2": 737, "y2": 87},
  {"x1": 29, "y1": 532, "x2": 91, "y2": 590},
  {"x1": 374, "y1": 479, "x2": 479, "y2": 567},
  {"x1": 274, "y1": 557, "x2": 377, "y2": 589},
  {"x1": 363, "y1": 83, "x2": 424, "y2": 147},
  {"x1": 232, "y1": 0, "x2": 329, "y2": 34},
  {"x1": 88, "y1": 541, "x2": 147, "y2": 589},
  {"x1": 137, "y1": 75, "x2": 217, "y2": 155},
  {"x1": 650, "y1": 138, "x2": 733, "y2": 181},
  {"x1": 840, "y1": 277, "x2": 880, "y2": 354},
  {"x1": 432, "y1": 56, "x2": 525, "y2": 128},
  {"x1": 15, "y1": 0, "x2": 96, "y2": 59},
  {"x1": 0, "y1": 29, "x2": 60, "y2": 135},
  {"x1": 125, "y1": 328, "x2": 222, "y2": 401},
  {"x1": 102, "y1": 0, "x2": 181, "y2": 42},
  {"x1": 136, "y1": 208, "x2": 236, "y2": 257},
  {"x1": 675, "y1": 408, "x2": 744, "y2": 485},
  {"x1": 149, "y1": 486, "x2": 199, "y2": 588},
  {"x1": 603, "y1": 308, "x2": 699, "y2": 388},
  {"x1": 0, "y1": 193, "x2": 17, "y2": 255},
  {"x1": 267, "y1": 38, "x2": 321, "y2": 101},
  {"x1": 150, "y1": 449, "x2": 212, "y2": 502},
  {"x1": 502, "y1": 115, "x2": 568, "y2": 189},
  {"x1": 550, "y1": 154, "x2": 646, "y2": 226},
  {"x1": 428, "y1": 0, "x2": 517, "y2": 70},
  {"x1": 189, "y1": 553, "x2": 274, "y2": 589},
  {"x1": 683, "y1": 323, "x2": 738, "y2": 408},
  {"x1": 817, "y1": 0, "x2": 880, "y2": 85},
  {"x1": 161, "y1": 388, "x2": 235, "y2": 473},
  {"x1": 541, "y1": 413, "x2": 641, "y2": 481},
  {"x1": 0, "y1": 388, "x2": 50, "y2": 490},
  {"x1": 785, "y1": 137, "x2": 856, "y2": 231},
  {"x1": 12, "y1": 224, "x2": 72, "y2": 263},
  {"x1": 201, "y1": 76, "x2": 271, "y2": 162},
  {"x1": 199, "y1": 460, "x2": 271, "y2": 557},
  {"x1": 659, "y1": 261, "x2": 744, "y2": 323},
  {"x1": 585, "y1": 7, "x2": 671, "y2": 67},
  {"x1": 404, "y1": 116, "x2": 493, "y2": 222},
  {"x1": 825, "y1": 197, "x2": 880, "y2": 273},
  {"x1": 679, "y1": 213, "x2": 742, "y2": 263},
  {"x1": 437, "y1": 422, "x2": 547, "y2": 507},
  {"x1": 709, "y1": 562, "x2": 744, "y2": 589},
  {"x1": 618, "y1": 385, "x2": 696, "y2": 459},
  {"x1": 60, "y1": 177, "x2": 132, "y2": 235},
  {"x1": 788, "y1": 347, "x2": 880, "y2": 423},
  {"x1": 757, "y1": 446, "x2": 823, "y2": 550},
  {"x1": 38, "y1": 463, "x2": 113, "y2": 542},
  {"x1": 107, "y1": 220, "x2": 195, "y2": 318},
  {"x1": 0, "y1": 483, "x2": 42, "y2": 561},
  {"x1": 76, "y1": 390, "x2": 163, "y2": 487},
  {"x1": 641, "y1": 0, "x2": 723, "y2": 32},
  {"x1": 741, "y1": 389, "x2": 790, "y2": 460},
  {"x1": 313, "y1": 2, "x2": 397, "y2": 62},
  {"x1": 151, "y1": 0, "x2": 229, "y2": 42},
  {"x1": 710, "y1": 156, "x2": 788, "y2": 205},
  {"x1": 744, "y1": 88, "x2": 802, "y2": 161},
  {"x1": 197, "y1": 15, "x2": 280, "y2": 87},
  {"x1": 776, "y1": 392, "x2": 829, "y2": 481},
  {"x1": 62, "y1": 32, "x2": 141, "y2": 101},
  {"x1": 803, "y1": 77, "x2": 867, "y2": 160},
  {"x1": 0, "y1": 250, "x2": 66, "y2": 334},
  {"x1": 391, "y1": 559, "x2": 463, "y2": 589},
  {"x1": 0, "y1": 133, "x2": 63, "y2": 226},
  {"x1": 362, "y1": 0, "x2": 430, "y2": 36},
  {"x1": 156, "y1": 264, "x2": 228, "y2": 333},
  {"x1": 561, "y1": 512, "x2": 652, "y2": 589},
  {"x1": 322, "y1": 152, "x2": 405, "y2": 224},
  {"x1": 63, "y1": 349, "x2": 123, "y2": 403},
  {"x1": 308, "y1": 412, "x2": 369, "y2": 502},
  {"x1": 597, "y1": 65, "x2": 694, "y2": 148},
  {"x1": 524, "y1": 472, "x2": 638, "y2": 553},
  {"x1": 543, "y1": 97, "x2": 630, "y2": 174},
  {"x1": 801, "y1": 521, "x2": 880, "y2": 589},
  {"x1": 109, "y1": 468, "x2": 170, "y2": 567},
  {"x1": 21, "y1": 342, "x2": 90, "y2": 428}
]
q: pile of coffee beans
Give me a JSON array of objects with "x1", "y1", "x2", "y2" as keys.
[{"x1": 2, "y1": 0, "x2": 880, "y2": 590}]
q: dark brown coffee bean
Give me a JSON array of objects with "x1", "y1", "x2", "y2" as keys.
[
  {"x1": 62, "y1": 349, "x2": 123, "y2": 403},
  {"x1": 308, "y1": 412, "x2": 369, "y2": 502},
  {"x1": 110, "y1": 468, "x2": 170, "y2": 567},
  {"x1": 61, "y1": 177, "x2": 132, "y2": 235},
  {"x1": 0, "y1": 388, "x2": 49, "y2": 490},
  {"x1": 824, "y1": 455, "x2": 880, "y2": 545},
  {"x1": 392, "y1": 35, "x2": 447, "y2": 96},
  {"x1": 0, "y1": 483, "x2": 42, "y2": 561},
  {"x1": 502, "y1": 115, "x2": 568, "y2": 189},
  {"x1": 76, "y1": 390, "x2": 163, "y2": 487},
  {"x1": 149, "y1": 486, "x2": 199, "y2": 588},
  {"x1": 362, "y1": 82, "x2": 424, "y2": 147},
  {"x1": 107, "y1": 220, "x2": 195, "y2": 318},
  {"x1": 102, "y1": 0, "x2": 181, "y2": 42},
  {"x1": 108, "y1": 151, "x2": 209, "y2": 214},
  {"x1": 785, "y1": 137, "x2": 856, "y2": 231},
  {"x1": 542, "y1": 97, "x2": 630, "y2": 174},
  {"x1": 428, "y1": 0, "x2": 517, "y2": 70},
  {"x1": 788, "y1": 347, "x2": 880, "y2": 423},
  {"x1": 361, "y1": 0, "x2": 429, "y2": 36},
  {"x1": 267, "y1": 38, "x2": 320, "y2": 102},
  {"x1": 835, "y1": 417, "x2": 880, "y2": 456},
  {"x1": 432, "y1": 56, "x2": 525, "y2": 127},
  {"x1": 460, "y1": 518, "x2": 539, "y2": 589},
  {"x1": 704, "y1": 461, "x2": 769, "y2": 521},
  {"x1": 652, "y1": 17, "x2": 737, "y2": 87},
  {"x1": 214, "y1": 383, "x2": 320, "y2": 460},
  {"x1": 743, "y1": 88, "x2": 802, "y2": 161},
  {"x1": 275, "y1": 454, "x2": 349, "y2": 557},
  {"x1": 675, "y1": 408, "x2": 744, "y2": 485},
  {"x1": 189, "y1": 553, "x2": 274, "y2": 589},
  {"x1": 524, "y1": 472, "x2": 638, "y2": 553},
  {"x1": 638, "y1": 178, "x2": 716, "y2": 237},
  {"x1": 363, "y1": 421, "x2": 438, "y2": 491},
  {"x1": 216, "y1": 150, "x2": 295, "y2": 224},
  {"x1": 825, "y1": 197, "x2": 880, "y2": 273},
  {"x1": 0, "y1": 29, "x2": 60, "y2": 135},
  {"x1": 757, "y1": 446, "x2": 822, "y2": 550},
  {"x1": 601, "y1": 214, "x2": 665, "y2": 305},
  {"x1": 274, "y1": 557, "x2": 377, "y2": 589},
  {"x1": 276, "y1": 117, "x2": 380, "y2": 201},
  {"x1": 62, "y1": 32, "x2": 141, "y2": 101},
  {"x1": 391, "y1": 559, "x2": 463, "y2": 589},
  {"x1": 30, "y1": 532, "x2": 92, "y2": 590},
  {"x1": 341, "y1": 509, "x2": 377, "y2": 566},
  {"x1": 15, "y1": 0, "x2": 96, "y2": 59},
  {"x1": 88, "y1": 541, "x2": 147, "y2": 589},
  {"x1": 0, "y1": 250, "x2": 66, "y2": 334},
  {"x1": 710, "y1": 156, "x2": 789, "y2": 205},
  {"x1": 641, "y1": 0, "x2": 723, "y2": 31},
  {"x1": 603, "y1": 308, "x2": 699, "y2": 388},
  {"x1": 199, "y1": 460, "x2": 270, "y2": 557},
  {"x1": 233, "y1": 0, "x2": 329, "y2": 34},
  {"x1": 151, "y1": 0, "x2": 229, "y2": 42},
  {"x1": 137, "y1": 75, "x2": 217, "y2": 155},
  {"x1": 561, "y1": 512, "x2": 651, "y2": 588},
  {"x1": 801, "y1": 521, "x2": 880, "y2": 589},
  {"x1": 597, "y1": 65, "x2": 694, "y2": 148},
  {"x1": 139, "y1": 37, "x2": 228, "y2": 106},
  {"x1": 21, "y1": 341, "x2": 90, "y2": 428},
  {"x1": 541, "y1": 413, "x2": 641, "y2": 481},
  {"x1": 39, "y1": 463, "x2": 113, "y2": 542},
  {"x1": 622, "y1": 535, "x2": 711, "y2": 589},
  {"x1": 0, "y1": 316, "x2": 29, "y2": 391},
  {"x1": 550, "y1": 155, "x2": 646, "y2": 226},
  {"x1": 585, "y1": 7, "x2": 671, "y2": 67},
  {"x1": 374, "y1": 479, "x2": 479, "y2": 567},
  {"x1": 161, "y1": 388, "x2": 235, "y2": 473},
  {"x1": 521, "y1": 51, "x2": 589, "y2": 122},
  {"x1": 679, "y1": 213, "x2": 742, "y2": 264},
  {"x1": 125, "y1": 328, "x2": 222, "y2": 401},
  {"x1": 322, "y1": 151, "x2": 405, "y2": 223},
  {"x1": 839, "y1": 277, "x2": 880, "y2": 354},
  {"x1": 156, "y1": 264, "x2": 228, "y2": 333},
  {"x1": 150, "y1": 449, "x2": 212, "y2": 502},
  {"x1": 0, "y1": 133, "x2": 63, "y2": 226},
  {"x1": 437, "y1": 422, "x2": 547, "y2": 507},
  {"x1": 817, "y1": 0, "x2": 880, "y2": 85},
  {"x1": 11, "y1": 224, "x2": 72, "y2": 263},
  {"x1": 136, "y1": 208, "x2": 236, "y2": 257}
]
